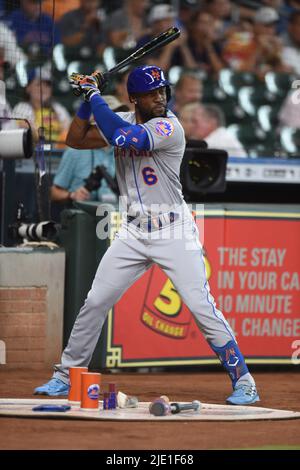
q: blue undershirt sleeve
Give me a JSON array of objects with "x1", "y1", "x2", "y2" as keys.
[
  {"x1": 90, "y1": 94, "x2": 150, "y2": 151},
  {"x1": 90, "y1": 94, "x2": 128, "y2": 140}
]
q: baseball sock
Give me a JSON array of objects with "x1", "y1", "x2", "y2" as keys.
[{"x1": 210, "y1": 340, "x2": 255, "y2": 389}]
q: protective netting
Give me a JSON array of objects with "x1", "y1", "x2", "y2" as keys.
[
  {"x1": 0, "y1": 0, "x2": 138, "y2": 147},
  {"x1": 0, "y1": 0, "x2": 59, "y2": 144}
]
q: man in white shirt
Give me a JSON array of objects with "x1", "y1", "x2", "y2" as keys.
[{"x1": 179, "y1": 102, "x2": 248, "y2": 157}]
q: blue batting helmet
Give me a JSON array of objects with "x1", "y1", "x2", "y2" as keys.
[{"x1": 127, "y1": 65, "x2": 171, "y2": 101}]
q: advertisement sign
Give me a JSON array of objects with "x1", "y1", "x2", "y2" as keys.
[{"x1": 105, "y1": 207, "x2": 300, "y2": 367}]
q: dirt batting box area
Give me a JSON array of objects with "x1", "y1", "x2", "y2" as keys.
[{"x1": 0, "y1": 368, "x2": 299, "y2": 451}]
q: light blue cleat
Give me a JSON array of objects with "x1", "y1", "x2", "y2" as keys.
[
  {"x1": 34, "y1": 378, "x2": 69, "y2": 397},
  {"x1": 226, "y1": 384, "x2": 260, "y2": 405}
]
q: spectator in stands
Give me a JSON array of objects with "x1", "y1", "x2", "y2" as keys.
[
  {"x1": 252, "y1": 7, "x2": 292, "y2": 78},
  {"x1": 50, "y1": 95, "x2": 126, "y2": 204},
  {"x1": 136, "y1": 3, "x2": 197, "y2": 71},
  {"x1": 180, "y1": 103, "x2": 247, "y2": 157},
  {"x1": 101, "y1": 0, "x2": 123, "y2": 15},
  {"x1": 5, "y1": 0, "x2": 60, "y2": 60},
  {"x1": 221, "y1": 1, "x2": 271, "y2": 71},
  {"x1": 222, "y1": 17, "x2": 256, "y2": 71},
  {"x1": 203, "y1": 0, "x2": 235, "y2": 40},
  {"x1": 0, "y1": 20, "x2": 26, "y2": 67},
  {"x1": 223, "y1": 7, "x2": 290, "y2": 78},
  {"x1": 136, "y1": 4, "x2": 177, "y2": 48},
  {"x1": 283, "y1": 0, "x2": 300, "y2": 15},
  {"x1": 168, "y1": 71, "x2": 203, "y2": 115},
  {"x1": 187, "y1": 9, "x2": 225, "y2": 77},
  {"x1": 281, "y1": 11, "x2": 300, "y2": 74},
  {"x1": 42, "y1": 0, "x2": 80, "y2": 21},
  {"x1": 178, "y1": 0, "x2": 201, "y2": 29},
  {"x1": 113, "y1": 71, "x2": 134, "y2": 111},
  {"x1": 105, "y1": 0, "x2": 149, "y2": 47},
  {"x1": 261, "y1": 0, "x2": 287, "y2": 34},
  {"x1": 4, "y1": 68, "x2": 71, "y2": 146},
  {"x1": 105, "y1": 15, "x2": 131, "y2": 49},
  {"x1": 58, "y1": 0, "x2": 106, "y2": 61},
  {"x1": 178, "y1": 101, "x2": 195, "y2": 140},
  {"x1": 282, "y1": 0, "x2": 300, "y2": 35}
]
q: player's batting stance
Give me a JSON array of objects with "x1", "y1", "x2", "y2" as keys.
[{"x1": 35, "y1": 65, "x2": 259, "y2": 405}]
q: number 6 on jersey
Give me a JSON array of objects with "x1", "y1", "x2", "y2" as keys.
[{"x1": 142, "y1": 166, "x2": 158, "y2": 185}]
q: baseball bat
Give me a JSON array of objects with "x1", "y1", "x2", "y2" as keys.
[
  {"x1": 102, "y1": 26, "x2": 181, "y2": 79},
  {"x1": 149, "y1": 398, "x2": 201, "y2": 416},
  {"x1": 71, "y1": 27, "x2": 180, "y2": 96},
  {"x1": 170, "y1": 400, "x2": 201, "y2": 414}
]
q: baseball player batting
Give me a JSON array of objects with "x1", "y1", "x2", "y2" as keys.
[{"x1": 35, "y1": 65, "x2": 259, "y2": 405}]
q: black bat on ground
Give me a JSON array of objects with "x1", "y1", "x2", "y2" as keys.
[
  {"x1": 170, "y1": 401, "x2": 201, "y2": 414},
  {"x1": 149, "y1": 398, "x2": 201, "y2": 416},
  {"x1": 71, "y1": 27, "x2": 180, "y2": 95}
]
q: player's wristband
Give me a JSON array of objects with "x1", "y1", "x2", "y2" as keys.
[{"x1": 76, "y1": 101, "x2": 92, "y2": 120}]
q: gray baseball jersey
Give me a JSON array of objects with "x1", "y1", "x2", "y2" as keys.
[
  {"x1": 115, "y1": 110, "x2": 185, "y2": 215},
  {"x1": 51, "y1": 106, "x2": 255, "y2": 397}
]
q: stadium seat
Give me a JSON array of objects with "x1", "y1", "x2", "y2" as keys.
[
  {"x1": 168, "y1": 66, "x2": 183, "y2": 85},
  {"x1": 202, "y1": 79, "x2": 226, "y2": 102},
  {"x1": 102, "y1": 46, "x2": 135, "y2": 74},
  {"x1": 204, "y1": 95, "x2": 249, "y2": 126},
  {"x1": 64, "y1": 45, "x2": 94, "y2": 62},
  {"x1": 227, "y1": 123, "x2": 277, "y2": 156},
  {"x1": 265, "y1": 72, "x2": 298, "y2": 99},
  {"x1": 258, "y1": 142, "x2": 282, "y2": 158},
  {"x1": 280, "y1": 127, "x2": 300, "y2": 156},
  {"x1": 227, "y1": 123, "x2": 266, "y2": 145},
  {"x1": 67, "y1": 59, "x2": 104, "y2": 77},
  {"x1": 219, "y1": 69, "x2": 259, "y2": 97},
  {"x1": 257, "y1": 104, "x2": 281, "y2": 133},
  {"x1": 202, "y1": 78, "x2": 252, "y2": 126},
  {"x1": 55, "y1": 93, "x2": 81, "y2": 115},
  {"x1": 53, "y1": 44, "x2": 68, "y2": 74},
  {"x1": 168, "y1": 66, "x2": 207, "y2": 86},
  {"x1": 238, "y1": 85, "x2": 277, "y2": 117},
  {"x1": 246, "y1": 144, "x2": 277, "y2": 158},
  {"x1": 4, "y1": 73, "x2": 22, "y2": 108},
  {"x1": 52, "y1": 74, "x2": 70, "y2": 95}
]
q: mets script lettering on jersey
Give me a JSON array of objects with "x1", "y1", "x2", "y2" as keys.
[{"x1": 114, "y1": 148, "x2": 153, "y2": 158}]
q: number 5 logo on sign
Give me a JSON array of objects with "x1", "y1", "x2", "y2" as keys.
[
  {"x1": 142, "y1": 166, "x2": 158, "y2": 185},
  {"x1": 154, "y1": 279, "x2": 182, "y2": 316},
  {"x1": 141, "y1": 266, "x2": 192, "y2": 339}
]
